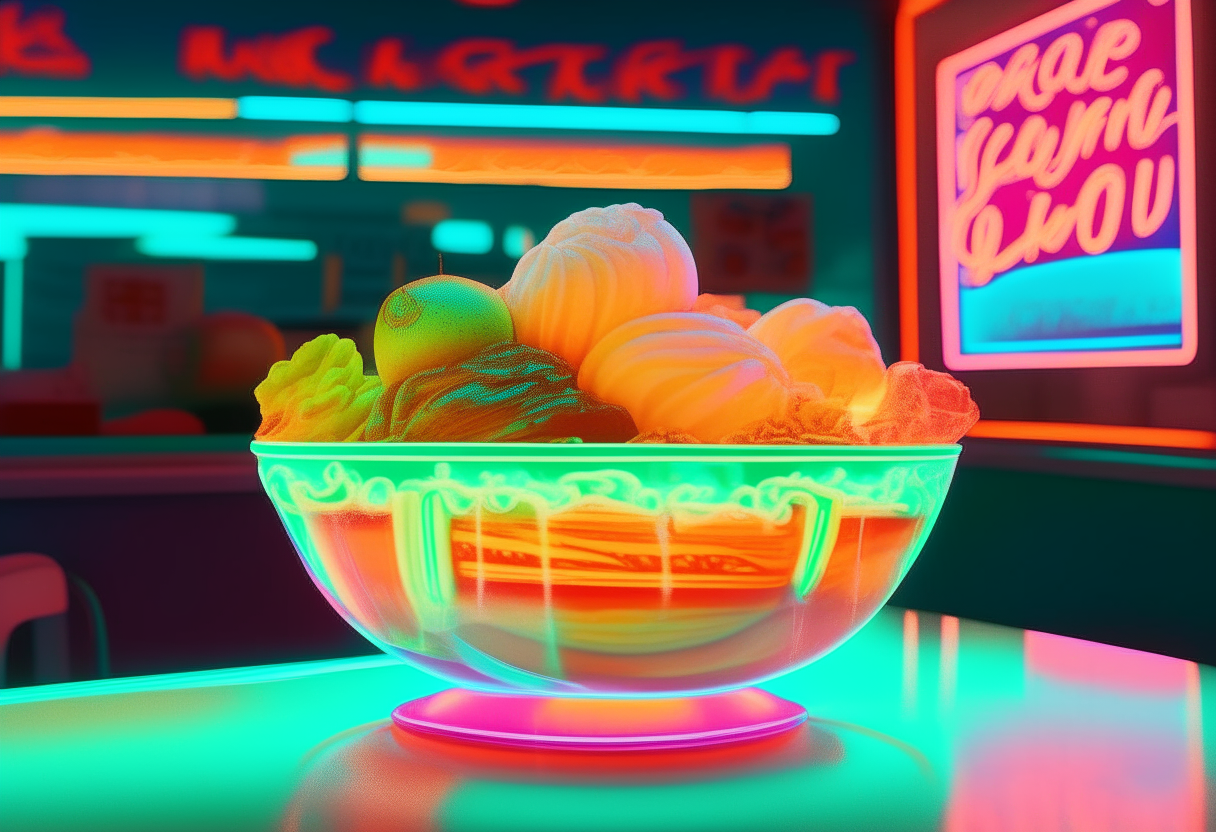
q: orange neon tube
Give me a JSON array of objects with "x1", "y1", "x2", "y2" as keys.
[
  {"x1": 0, "y1": 130, "x2": 347, "y2": 180},
  {"x1": 967, "y1": 420, "x2": 1216, "y2": 450},
  {"x1": 895, "y1": 0, "x2": 948, "y2": 363},
  {"x1": 358, "y1": 135, "x2": 791, "y2": 189},
  {"x1": 0, "y1": 97, "x2": 237, "y2": 119}
]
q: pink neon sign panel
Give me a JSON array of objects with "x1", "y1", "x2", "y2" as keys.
[{"x1": 935, "y1": 0, "x2": 1197, "y2": 370}]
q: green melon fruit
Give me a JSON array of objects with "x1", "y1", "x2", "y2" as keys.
[{"x1": 374, "y1": 275, "x2": 514, "y2": 387}]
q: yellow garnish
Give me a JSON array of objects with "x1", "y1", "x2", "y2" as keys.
[{"x1": 254, "y1": 334, "x2": 382, "y2": 442}]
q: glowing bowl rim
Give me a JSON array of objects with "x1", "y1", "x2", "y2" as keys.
[{"x1": 250, "y1": 440, "x2": 962, "y2": 463}]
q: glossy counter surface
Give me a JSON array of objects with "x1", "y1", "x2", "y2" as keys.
[{"x1": 2, "y1": 607, "x2": 1211, "y2": 832}]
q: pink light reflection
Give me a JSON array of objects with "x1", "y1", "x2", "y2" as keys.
[
  {"x1": 945, "y1": 631, "x2": 1205, "y2": 831},
  {"x1": 1025, "y1": 630, "x2": 1192, "y2": 695},
  {"x1": 945, "y1": 725, "x2": 1202, "y2": 832},
  {"x1": 901, "y1": 609, "x2": 919, "y2": 719},
  {"x1": 939, "y1": 614, "x2": 959, "y2": 717}
]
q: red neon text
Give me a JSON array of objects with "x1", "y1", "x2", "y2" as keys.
[
  {"x1": 612, "y1": 41, "x2": 702, "y2": 102},
  {"x1": 407, "y1": 39, "x2": 855, "y2": 105},
  {"x1": 179, "y1": 27, "x2": 854, "y2": 105},
  {"x1": 0, "y1": 1, "x2": 88, "y2": 78},
  {"x1": 399, "y1": 39, "x2": 853, "y2": 105},
  {"x1": 180, "y1": 25, "x2": 353, "y2": 93},
  {"x1": 366, "y1": 38, "x2": 423, "y2": 91}
]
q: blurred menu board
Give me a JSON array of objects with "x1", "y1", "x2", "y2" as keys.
[{"x1": 691, "y1": 193, "x2": 812, "y2": 294}]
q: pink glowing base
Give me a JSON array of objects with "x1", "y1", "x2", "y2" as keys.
[{"x1": 391, "y1": 688, "x2": 807, "y2": 751}]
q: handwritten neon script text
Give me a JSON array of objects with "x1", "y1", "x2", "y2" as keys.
[
  {"x1": 180, "y1": 27, "x2": 855, "y2": 105},
  {"x1": 952, "y1": 19, "x2": 1178, "y2": 287}
]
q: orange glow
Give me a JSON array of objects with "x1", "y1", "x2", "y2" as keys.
[
  {"x1": 967, "y1": 420, "x2": 1216, "y2": 450},
  {"x1": 0, "y1": 129, "x2": 347, "y2": 179},
  {"x1": 358, "y1": 135, "x2": 791, "y2": 189},
  {"x1": 1025, "y1": 630, "x2": 1193, "y2": 695},
  {"x1": 895, "y1": 0, "x2": 949, "y2": 362},
  {"x1": 901, "y1": 609, "x2": 918, "y2": 718},
  {"x1": 0, "y1": 96, "x2": 237, "y2": 119},
  {"x1": 939, "y1": 614, "x2": 958, "y2": 716}
]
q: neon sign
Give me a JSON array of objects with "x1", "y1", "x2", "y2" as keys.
[
  {"x1": 181, "y1": 26, "x2": 855, "y2": 106},
  {"x1": 180, "y1": 25, "x2": 353, "y2": 93},
  {"x1": 1, "y1": 5, "x2": 857, "y2": 106},
  {"x1": 935, "y1": 0, "x2": 1196, "y2": 370}
]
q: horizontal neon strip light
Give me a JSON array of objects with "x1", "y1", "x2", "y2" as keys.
[
  {"x1": 431, "y1": 220, "x2": 493, "y2": 254},
  {"x1": 237, "y1": 96, "x2": 354, "y2": 122},
  {"x1": 1041, "y1": 447, "x2": 1216, "y2": 471},
  {"x1": 2, "y1": 259, "x2": 23, "y2": 371},
  {"x1": 0, "y1": 130, "x2": 348, "y2": 180},
  {"x1": 968, "y1": 420, "x2": 1216, "y2": 450},
  {"x1": 137, "y1": 235, "x2": 317, "y2": 261},
  {"x1": 0, "y1": 95, "x2": 839, "y2": 136},
  {"x1": 0, "y1": 203, "x2": 235, "y2": 237},
  {"x1": 0, "y1": 96, "x2": 237, "y2": 119},
  {"x1": 353, "y1": 101, "x2": 840, "y2": 135},
  {"x1": 358, "y1": 136, "x2": 792, "y2": 189}
]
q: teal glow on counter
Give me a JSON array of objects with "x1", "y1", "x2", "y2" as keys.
[{"x1": 3, "y1": 609, "x2": 1208, "y2": 832}]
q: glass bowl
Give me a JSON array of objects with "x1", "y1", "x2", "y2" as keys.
[{"x1": 253, "y1": 441, "x2": 959, "y2": 749}]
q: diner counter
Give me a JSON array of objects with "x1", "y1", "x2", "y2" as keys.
[
  {"x1": 0, "y1": 436, "x2": 259, "y2": 500},
  {"x1": 2, "y1": 607, "x2": 1212, "y2": 832}
]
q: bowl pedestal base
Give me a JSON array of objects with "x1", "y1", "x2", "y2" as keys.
[{"x1": 391, "y1": 687, "x2": 807, "y2": 751}]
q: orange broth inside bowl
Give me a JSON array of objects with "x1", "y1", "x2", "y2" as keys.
[
  {"x1": 448, "y1": 504, "x2": 808, "y2": 611},
  {"x1": 302, "y1": 500, "x2": 923, "y2": 690}
]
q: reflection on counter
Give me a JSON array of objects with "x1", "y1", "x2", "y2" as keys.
[
  {"x1": 944, "y1": 631, "x2": 1205, "y2": 832},
  {"x1": 0, "y1": 609, "x2": 1207, "y2": 831},
  {"x1": 278, "y1": 613, "x2": 1208, "y2": 832},
  {"x1": 283, "y1": 721, "x2": 938, "y2": 832}
]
